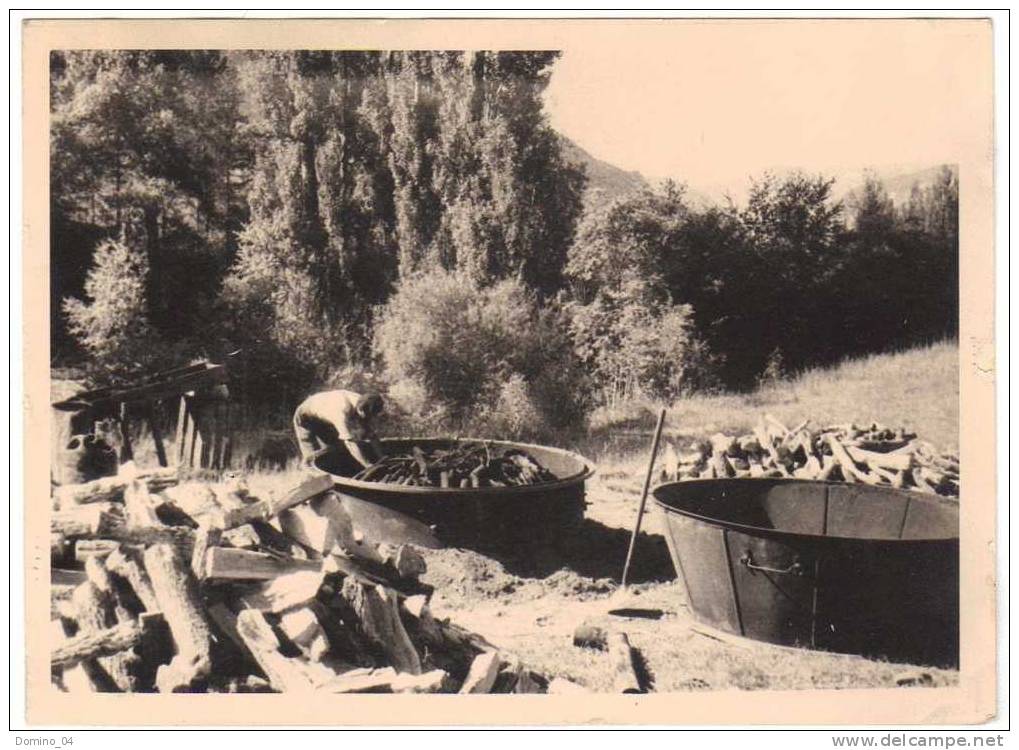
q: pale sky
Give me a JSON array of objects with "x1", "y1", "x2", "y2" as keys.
[{"x1": 542, "y1": 20, "x2": 990, "y2": 195}]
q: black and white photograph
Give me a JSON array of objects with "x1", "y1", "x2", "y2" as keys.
[{"x1": 19, "y1": 15, "x2": 999, "y2": 729}]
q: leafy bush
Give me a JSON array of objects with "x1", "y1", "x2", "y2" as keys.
[
  {"x1": 62, "y1": 237, "x2": 160, "y2": 375},
  {"x1": 567, "y1": 291, "x2": 718, "y2": 404},
  {"x1": 373, "y1": 269, "x2": 590, "y2": 441}
]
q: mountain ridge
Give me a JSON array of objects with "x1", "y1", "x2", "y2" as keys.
[{"x1": 559, "y1": 133, "x2": 956, "y2": 213}]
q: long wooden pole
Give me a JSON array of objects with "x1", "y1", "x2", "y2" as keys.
[{"x1": 620, "y1": 408, "x2": 667, "y2": 587}]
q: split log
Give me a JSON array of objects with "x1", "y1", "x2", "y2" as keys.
[
  {"x1": 308, "y1": 596, "x2": 378, "y2": 670},
  {"x1": 709, "y1": 433, "x2": 737, "y2": 456},
  {"x1": 204, "y1": 548, "x2": 322, "y2": 581},
  {"x1": 236, "y1": 570, "x2": 325, "y2": 613},
  {"x1": 190, "y1": 523, "x2": 223, "y2": 581},
  {"x1": 205, "y1": 602, "x2": 249, "y2": 653},
  {"x1": 280, "y1": 492, "x2": 427, "y2": 579},
  {"x1": 339, "y1": 578, "x2": 422, "y2": 675},
  {"x1": 52, "y1": 614, "x2": 162, "y2": 671},
  {"x1": 221, "y1": 524, "x2": 262, "y2": 550},
  {"x1": 83, "y1": 557, "x2": 132, "y2": 622},
  {"x1": 267, "y1": 474, "x2": 334, "y2": 517},
  {"x1": 307, "y1": 632, "x2": 331, "y2": 662},
  {"x1": 825, "y1": 435, "x2": 872, "y2": 484},
  {"x1": 105, "y1": 548, "x2": 159, "y2": 613},
  {"x1": 159, "y1": 484, "x2": 220, "y2": 519},
  {"x1": 250, "y1": 520, "x2": 308, "y2": 559},
  {"x1": 513, "y1": 668, "x2": 542, "y2": 694},
  {"x1": 844, "y1": 446, "x2": 913, "y2": 472},
  {"x1": 572, "y1": 623, "x2": 642, "y2": 694},
  {"x1": 124, "y1": 480, "x2": 164, "y2": 529},
  {"x1": 143, "y1": 543, "x2": 213, "y2": 691},
  {"x1": 278, "y1": 498, "x2": 340, "y2": 554},
  {"x1": 390, "y1": 545, "x2": 427, "y2": 579},
  {"x1": 313, "y1": 666, "x2": 448, "y2": 694},
  {"x1": 391, "y1": 669, "x2": 450, "y2": 693},
  {"x1": 459, "y1": 650, "x2": 501, "y2": 694},
  {"x1": 220, "y1": 500, "x2": 272, "y2": 531},
  {"x1": 817, "y1": 454, "x2": 838, "y2": 481},
  {"x1": 398, "y1": 597, "x2": 493, "y2": 675},
  {"x1": 279, "y1": 608, "x2": 322, "y2": 648},
  {"x1": 52, "y1": 467, "x2": 179, "y2": 508},
  {"x1": 754, "y1": 423, "x2": 783, "y2": 466},
  {"x1": 234, "y1": 608, "x2": 318, "y2": 692}
]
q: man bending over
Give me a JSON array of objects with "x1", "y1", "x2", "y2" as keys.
[{"x1": 293, "y1": 389, "x2": 385, "y2": 475}]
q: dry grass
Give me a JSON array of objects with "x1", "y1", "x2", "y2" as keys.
[{"x1": 591, "y1": 341, "x2": 959, "y2": 452}]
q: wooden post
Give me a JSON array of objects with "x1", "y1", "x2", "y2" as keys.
[
  {"x1": 192, "y1": 404, "x2": 206, "y2": 470},
  {"x1": 145, "y1": 402, "x2": 168, "y2": 468},
  {"x1": 220, "y1": 402, "x2": 233, "y2": 470},
  {"x1": 118, "y1": 403, "x2": 134, "y2": 463},
  {"x1": 174, "y1": 396, "x2": 189, "y2": 467},
  {"x1": 210, "y1": 402, "x2": 225, "y2": 470}
]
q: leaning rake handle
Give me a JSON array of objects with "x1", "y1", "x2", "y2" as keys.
[{"x1": 620, "y1": 408, "x2": 668, "y2": 588}]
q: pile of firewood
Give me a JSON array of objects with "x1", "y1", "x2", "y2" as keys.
[
  {"x1": 661, "y1": 415, "x2": 960, "y2": 498},
  {"x1": 50, "y1": 467, "x2": 547, "y2": 694},
  {"x1": 353, "y1": 442, "x2": 558, "y2": 489}
]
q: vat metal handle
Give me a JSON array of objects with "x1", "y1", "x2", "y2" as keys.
[{"x1": 740, "y1": 551, "x2": 804, "y2": 576}]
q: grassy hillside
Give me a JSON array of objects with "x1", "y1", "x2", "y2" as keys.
[{"x1": 592, "y1": 341, "x2": 959, "y2": 452}]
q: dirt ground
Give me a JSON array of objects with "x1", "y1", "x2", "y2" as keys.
[
  {"x1": 237, "y1": 450, "x2": 958, "y2": 693},
  {"x1": 409, "y1": 463, "x2": 960, "y2": 693}
]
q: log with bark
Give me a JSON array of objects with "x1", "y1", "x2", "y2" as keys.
[
  {"x1": 53, "y1": 467, "x2": 179, "y2": 509},
  {"x1": 49, "y1": 471, "x2": 549, "y2": 694},
  {"x1": 572, "y1": 623, "x2": 643, "y2": 694}
]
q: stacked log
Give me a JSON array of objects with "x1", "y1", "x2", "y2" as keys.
[
  {"x1": 660, "y1": 415, "x2": 959, "y2": 498},
  {"x1": 50, "y1": 471, "x2": 547, "y2": 694}
]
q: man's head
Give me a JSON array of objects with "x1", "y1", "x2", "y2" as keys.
[{"x1": 355, "y1": 392, "x2": 385, "y2": 422}]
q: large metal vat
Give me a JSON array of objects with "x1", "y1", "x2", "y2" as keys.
[
  {"x1": 653, "y1": 479, "x2": 959, "y2": 667},
  {"x1": 315, "y1": 438, "x2": 595, "y2": 550}
]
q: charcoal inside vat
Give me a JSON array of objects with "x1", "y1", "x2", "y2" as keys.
[{"x1": 315, "y1": 437, "x2": 595, "y2": 551}]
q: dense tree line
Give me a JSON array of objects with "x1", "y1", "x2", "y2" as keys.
[
  {"x1": 566, "y1": 170, "x2": 958, "y2": 396},
  {"x1": 52, "y1": 50, "x2": 584, "y2": 391},
  {"x1": 52, "y1": 50, "x2": 958, "y2": 426}
]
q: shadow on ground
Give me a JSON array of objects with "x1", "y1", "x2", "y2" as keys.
[{"x1": 482, "y1": 518, "x2": 676, "y2": 585}]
